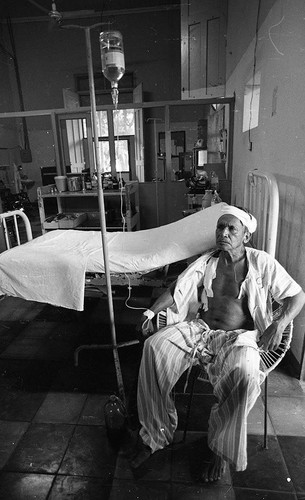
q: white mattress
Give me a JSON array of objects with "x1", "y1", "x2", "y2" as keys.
[{"x1": 0, "y1": 203, "x2": 226, "y2": 311}]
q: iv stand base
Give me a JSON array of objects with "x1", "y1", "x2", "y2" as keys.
[{"x1": 74, "y1": 339, "x2": 140, "y2": 368}]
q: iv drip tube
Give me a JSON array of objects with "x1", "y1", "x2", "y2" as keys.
[
  {"x1": 63, "y1": 23, "x2": 128, "y2": 406},
  {"x1": 85, "y1": 26, "x2": 125, "y2": 405}
]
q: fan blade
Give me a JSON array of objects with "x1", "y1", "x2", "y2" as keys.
[{"x1": 26, "y1": 0, "x2": 49, "y2": 14}]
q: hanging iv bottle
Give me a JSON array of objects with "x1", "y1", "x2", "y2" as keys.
[{"x1": 99, "y1": 31, "x2": 125, "y2": 107}]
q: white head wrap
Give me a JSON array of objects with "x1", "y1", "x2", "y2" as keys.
[{"x1": 220, "y1": 205, "x2": 257, "y2": 233}]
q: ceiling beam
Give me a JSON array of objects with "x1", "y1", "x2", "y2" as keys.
[{"x1": 4, "y1": 4, "x2": 180, "y2": 24}]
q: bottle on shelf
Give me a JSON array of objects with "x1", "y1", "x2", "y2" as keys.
[
  {"x1": 210, "y1": 171, "x2": 219, "y2": 192},
  {"x1": 112, "y1": 176, "x2": 119, "y2": 190},
  {"x1": 202, "y1": 189, "x2": 213, "y2": 209},
  {"x1": 91, "y1": 172, "x2": 98, "y2": 189},
  {"x1": 83, "y1": 170, "x2": 92, "y2": 190},
  {"x1": 211, "y1": 191, "x2": 222, "y2": 205},
  {"x1": 118, "y1": 177, "x2": 125, "y2": 189}
]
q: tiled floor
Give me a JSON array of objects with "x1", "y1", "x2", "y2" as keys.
[{"x1": 0, "y1": 209, "x2": 304, "y2": 499}]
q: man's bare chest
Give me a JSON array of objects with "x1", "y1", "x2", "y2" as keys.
[{"x1": 212, "y1": 259, "x2": 247, "y2": 299}]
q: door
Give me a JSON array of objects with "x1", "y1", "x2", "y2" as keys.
[{"x1": 181, "y1": 0, "x2": 227, "y2": 99}]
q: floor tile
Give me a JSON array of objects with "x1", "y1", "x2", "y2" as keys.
[
  {"x1": 4, "y1": 423, "x2": 74, "y2": 473},
  {"x1": 247, "y1": 395, "x2": 275, "y2": 436},
  {"x1": 267, "y1": 365, "x2": 305, "y2": 398},
  {"x1": 234, "y1": 488, "x2": 298, "y2": 499},
  {"x1": 109, "y1": 480, "x2": 170, "y2": 500},
  {"x1": 50, "y1": 356, "x2": 125, "y2": 393},
  {"x1": 231, "y1": 435, "x2": 294, "y2": 493},
  {"x1": 47, "y1": 475, "x2": 112, "y2": 499},
  {"x1": 0, "y1": 421, "x2": 29, "y2": 468},
  {"x1": 0, "y1": 322, "x2": 26, "y2": 354},
  {"x1": 172, "y1": 482, "x2": 235, "y2": 500},
  {"x1": 1, "y1": 337, "x2": 44, "y2": 359},
  {"x1": 267, "y1": 396, "x2": 305, "y2": 436},
  {"x1": 114, "y1": 446, "x2": 171, "y2": 482},
  {"x1": 16, "y1": 321, "x2": 59, "y2": 339},
  {"x1": 278, "y1": 436, "x2": 305, "y2": 494},
  {"x1": 78, "y1": 394, "x2": 108, "y2": 425},
  {"x1": 35, "y1": 338, "x2": 77, "y2": 361},
  {"x1": 0, "y1": 472, "x2": 54, "y2": 500},
  {"x1": 21, "y1": 360, "x2": 60, "y2": 391},
  {"x1": 0, "y1": 297, "x2": 44, "y2": 322},
  {"x1": 0, "y1": 388, "x2": 46, "y2": 421},
  {"x1": 0, "y1": 359, "x2": 33, "y2": 391},
  {"x1": 33, "y1": 392, "x2": 87, "y2": 423},
  {"x1": 171, "y1": 432, "x2": 231, "y2": 485},
  {"x1": 59, "y1": 425, "x2": 116, "y2": 480}
]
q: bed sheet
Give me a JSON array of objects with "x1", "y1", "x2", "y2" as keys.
[{"x1": 0, "y1": 203, "x2": 226, "y2": 311}]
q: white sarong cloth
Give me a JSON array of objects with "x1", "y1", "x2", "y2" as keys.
[{"x1": 137, "y1": 320, "x2": 265, "y2": 471}]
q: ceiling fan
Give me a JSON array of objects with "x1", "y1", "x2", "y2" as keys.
[
  {"x1": 25, "y1": 1, "x2": 97, "y2": 23},
  {"x1": 48, "y1": 1, "x2": 63, "y2": 22},
  {"x1": 26, "y1": 0, "x2": 62, "y2": 22}
]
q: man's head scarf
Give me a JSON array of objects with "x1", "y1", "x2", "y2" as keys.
[{"x1": 220, "y1": 205, "x2": 257, "y2": 234}]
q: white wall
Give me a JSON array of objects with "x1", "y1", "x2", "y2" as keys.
[{"x1": 226, "y1": 0, "x2": 305, "y2": 373}]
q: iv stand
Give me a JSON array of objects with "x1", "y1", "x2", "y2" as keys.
[{"x1": 63, "y1": 24, "x2": 138, "y2": 407}]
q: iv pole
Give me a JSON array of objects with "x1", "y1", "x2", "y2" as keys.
[{"x1": 62, "y1": 24, "x2": 137, "y2": 407}]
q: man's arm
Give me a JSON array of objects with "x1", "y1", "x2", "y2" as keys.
[{"x1": 258, "y1": 289, "x2": 305, "y2": 351}]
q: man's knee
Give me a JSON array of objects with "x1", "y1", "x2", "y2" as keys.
[
  {"x1": 143, "y1": 331, "x2": 166, "y2": 355},
  {"x1": 231, "y1": 364, "x2": 260, "y2": 389}
]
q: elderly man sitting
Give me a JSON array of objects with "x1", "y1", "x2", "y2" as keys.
[{"x1": 131, "y1": 205, "x2": 305, "y2": 481}]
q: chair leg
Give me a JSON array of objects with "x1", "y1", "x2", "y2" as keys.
[
  {"x1": 263, "y1": 376, "x2": 268, "y2": 449},
  {"x1": 182, "y1": 370, "x2": 197, "y2": 442}
]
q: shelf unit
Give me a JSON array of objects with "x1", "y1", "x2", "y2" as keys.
[{"x1": 37, "y1": 181, "x2": 140, "y2": 233}]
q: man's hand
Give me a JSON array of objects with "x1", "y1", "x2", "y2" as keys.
[
  {"x1": 136, "y1": 311, "x2": 155, "y2": 338},
  {"x1": 257, "y1": 321, "x2": 284, "y2": 351}
]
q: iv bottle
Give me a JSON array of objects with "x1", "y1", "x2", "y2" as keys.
[{"x1": 100, "y1": 31, "x2": 125, "y2": 107}]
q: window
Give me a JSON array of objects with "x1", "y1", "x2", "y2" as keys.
[
  {"x1": 82, "y1": 109, "x2": 135, "y2": 175},
  {"x1": 98, "y1": 139, "x2": 130, "y2": 173},
  {"x1": 242, "y1": 71, "x2": 261, "y2": 132}
]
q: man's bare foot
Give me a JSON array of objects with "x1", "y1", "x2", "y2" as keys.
[{"x1": 201, "y1": 453, "x2": 226, "y2": 482}]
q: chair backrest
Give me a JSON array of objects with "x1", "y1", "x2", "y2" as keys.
[
  {"x1": 243, "y1": 170, "x2": 293, "y2": 372},
  {"x1": 243, "y1": 170, "x2": 279, "y2": 258},
  {"x1": 0, "y1": 209, "x2": 33, "y2": 251}
]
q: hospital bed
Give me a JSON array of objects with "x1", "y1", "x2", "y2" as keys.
[{"x1": 0, "y1": 203, "x2": 226, "y2": 312}]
